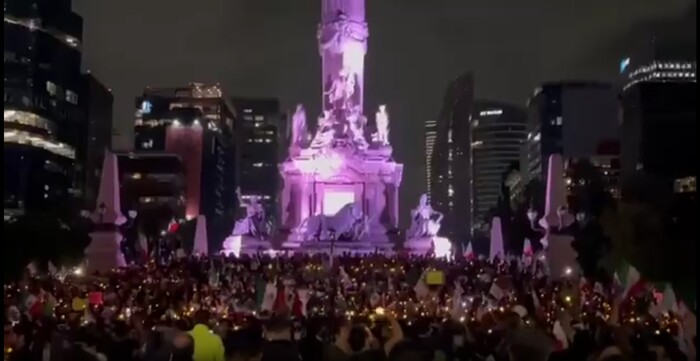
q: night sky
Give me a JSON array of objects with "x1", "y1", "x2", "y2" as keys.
[{"x1": 74, "y1": 0, "x2": 694, "y2": 223}]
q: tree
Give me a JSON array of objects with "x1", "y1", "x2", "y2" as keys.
[
  {"x1": 566, "y1": 159, "x2": 616, "y2": 281},
  {"x1": 600, "y1": 172, "x2": 697, "y2": 310},
  {"x1": 3, "y1": 207, "x2": 90, "y2": 281}
]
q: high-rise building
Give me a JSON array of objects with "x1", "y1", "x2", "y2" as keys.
[
  {"x1": 230, "y1": 97, "x2": 281, "y2": 226},
  {"x1": 424, "y1": 120, "x2": 437, "y2": 200},
  {"x1": 470, "y1": 101, "x2": 527, "y2": 235},
  {"x1": 619, "y1": 31, "x2": 696, "y2": 91},
  {"x1": 430, "y1": 73, "x2": 474, "y2": 242},
  {"x1": 81, "y1": 73, "x2": 114, "y2": 207},
  {"x1": 134, "y1": 83, "x2": 237, "y2": 242},
  {"x1": 525, "y1": 82, "x2": 619, "y2": 183},
  {"x1": 4, "y1": 0, "x2": 87, "y2": 216},
  {"x1": 116, "y1": 152, "x2": 186, "y2": 240},
  {"x1": 621, "y1": 82, "x2": 696, "y2": 195},
  {"x1": 619, "y1": 26, "x2": 696, "y2": 193}
]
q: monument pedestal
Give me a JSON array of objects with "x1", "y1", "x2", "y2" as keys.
[
  {"x1": 403, "y1": 237, "x2": 434, "y2": 256},
  {"x1": 299, "y1": 240, "x2": 393, "y2": 255},
  {"x1": 86, "y1": 229, "x2": 126, "y2": 274},
  {"x1": 222, "y1": 235, "x2": 277, "y2": 256}
]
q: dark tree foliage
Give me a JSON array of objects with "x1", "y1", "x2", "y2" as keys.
[
  {"x1": 4, "y1": 207, "x2": 91, "y2": 282},
  {"x1": 602, "y1": 172, "x2": 697, "y2": 310},
  {"x1": 503, "y1": 178, "x2": 546, "y2": 255},
  {"x1": 566, "y1": 159, "x2": 616, "y2": 282}
]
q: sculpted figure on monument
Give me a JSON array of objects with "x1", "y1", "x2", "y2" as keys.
[
  {"x1": 299, "y1": 203, "x2": 366, "y2": 242},
  {"x1": 317, "y1": 10, "x2": 369, "y2": 55},
  {"x1": 408, "y1": 194, "x2": 444, "y2": 238},
  {"x1": 232, "y1": 187, "x2": 270, "y2": 239},
  {"x1": 291, "y1": 104, "x2": 307, "y2": 147},
  {"x1": 347, "y1": 105, "x2": 368, "y2": 148},
  {"x1": 374, "y1": 104, "x2": 389, "y2": 146},
  {"x1": 311, "y1": 110, "x2": 335, "y2": 148},
  {"x1": 324, "y1": 68, "x2": 357, "y2": 112}
]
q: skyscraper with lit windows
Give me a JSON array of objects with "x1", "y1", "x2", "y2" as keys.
[
  {"x1": 424, "y1": 120, "x2": 437, "y2": 201},
  {"x1": 4, "y1": 0, "x2": 92, "y2": 216},
  {"x1": 134, "y1": 83, "x2": 238, "y2": 243},
  {"x1": 230, "y1": 97, "x2": 282, "y2": 226},
  {"x1": 430, "y1": 73, "x2": 474, "y2": 242},
  {"x1": 470, "y1": 101, "x2": 526, "y2": 236}
]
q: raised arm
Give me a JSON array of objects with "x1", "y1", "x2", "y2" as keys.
[{"x1": 383, "y1": 313, "x2": 404, "y2": 356}]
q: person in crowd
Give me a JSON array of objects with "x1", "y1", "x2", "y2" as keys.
[
  {"x1": 188, "y1": 309, "x2": 225, "y2": 361},
  {"x1": 224, "y1": 328, "x2": 263, "y2": 361},
  {"x1": 2, "y1": 253, "x2": 696, "y2": 361},
  {"x1": 171, "y1": 333, "x2": 196, "y2": 361},
  {"x1": 298, "y1": 318, "x2": 325, "y2": 361},
  {"x1": 261, "y1": 313, "x2": 301, "y2": 361}
]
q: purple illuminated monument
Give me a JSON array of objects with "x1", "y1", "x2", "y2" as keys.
[{"x1": 276, "y1": 0, "x2": 403, "y2": 253}]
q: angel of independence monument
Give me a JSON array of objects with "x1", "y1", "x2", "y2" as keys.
[{"x1": 278, "y1": 0, "x2": 403, "y2": 252}]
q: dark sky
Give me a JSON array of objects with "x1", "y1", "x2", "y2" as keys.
[{"x1": 74, "y1": 0, "x2": 694, "y2": 222}]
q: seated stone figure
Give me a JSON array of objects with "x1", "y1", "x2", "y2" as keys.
[
  {"x1": 407, "y1": 194, "x2": 443, "y2": 238},
  {"x1": 231, "y1": 188, "x2": 271, "y2": 239}
]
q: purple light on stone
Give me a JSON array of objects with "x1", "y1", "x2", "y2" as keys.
[{"x1": 295, "y1": 152, "x2": 343, "y2": 178}]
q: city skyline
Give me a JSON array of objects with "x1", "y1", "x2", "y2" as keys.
[{"x1": 74, "y1": 0, "x2": 695, "y2": 211}]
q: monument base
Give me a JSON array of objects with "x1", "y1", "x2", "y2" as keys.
[
  {"x1": 221, "y1": 235, "x2": 277, "y2": 256},
  {"x1": 403, "y1": 237, "x2": 434, "y2": 256},
  {"x1": 300, "y1": 240, "x2": 394, "y2": 255},
  {"x1": 86, "y1": 230, "x2": 126, "y2": 274}
]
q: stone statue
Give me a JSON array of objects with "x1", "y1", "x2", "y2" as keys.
[
  {"x1": 299, "y1": 203, "x2": 365, "y2": 242},
  {"x1": 375, "y1": 105, "x2": 389, "y2": 146},
  {"x1": 311, "y1": 110, "x2": 335, "y2": 148},
  {"x1": 291, "y1": 104, "x2": 307, "y2": 147},
  {"x1": 408, "y1": 194, "x2": 443, "y2": 238},
  {"x1": 232, "y1": 187, "x2": 270, "y2": 239},
  {"x1": 347, "y1": 105, "x2": 368, "y2": 148},
  {"x1": 324, "y1": 68, "x2": 356, "y2": 111}
]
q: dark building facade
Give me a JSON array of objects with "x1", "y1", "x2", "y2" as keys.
[
  {"x1": 230, "y1": 97, "x2": 282, "y2": 226},
  {"x1": 620, "y1": 82, "x2": 696, "y2": 194},
  {"x1": 424, "y1": 119, "x2": 438, "y2": 201},
  {"x1": 525, "y1": 82, "x2": 619, "y2": 182},
  {"x1": 80, "y1": 73, "x2": 113, "y2": 207},
  {"x1": 134, "y1": 83, "x2": 237, "y2": 243},
  {"x1": 430, "y1": 73, "x2": 474, "y2": 243},
  {"x1": 470, "y1": 101, "x2": 527, "y2": 236},
  {"x1": 4, "y1": 0, "x2": 86, "y2": 215},
  {"x1": 116, "y1": 152, "x2": 185, "y2": 250}
]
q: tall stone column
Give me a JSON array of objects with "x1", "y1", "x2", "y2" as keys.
[
  {"x1": 86, "y1": 150, "x2": 127, "y2": 274},
  {"x1": 318, "y1": 0, "x2": 369, "y2": 113}
]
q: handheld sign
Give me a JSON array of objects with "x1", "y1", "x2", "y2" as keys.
[{"x1": 426, "y1": 271, "x2": 445, "y2": 286}]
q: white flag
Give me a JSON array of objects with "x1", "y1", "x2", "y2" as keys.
[
  {"x1": 489, "y1": 282, "x2": 505, "y2": 300},
  {"x1": 260, "y1": 282, "x2": 277, "y2": 312},
  {"x1": 661, "y1": 284, "x2": 679, "y2": 314},
  {"x1": 298, "y1": 289, "x2": 310, "y2": 316},
  {"x1": 414, "y1": 271, "x2": 430, "y2": 300},
  {"x1": 553, "y1": 320, "x2": 569, "y2": 349}
]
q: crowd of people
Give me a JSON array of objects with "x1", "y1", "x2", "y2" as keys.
[{"x1": 4, "y1": 252, "x2": 697, "y2": 361}]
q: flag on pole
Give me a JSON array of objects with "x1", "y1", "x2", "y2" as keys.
[
  {"x1": 464, "y1": 242, "x2": 474, "y2": 259},
  {"x1": 523, "y1": 239, "x2": 533, "y2": 257},
  {"x1": 260, "y1": 281, "x2": 278, "y2": 312}
]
